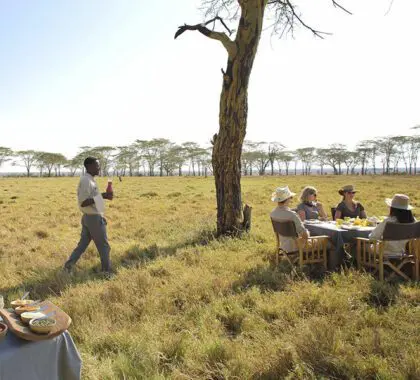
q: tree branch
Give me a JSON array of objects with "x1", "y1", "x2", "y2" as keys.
[
  {"x1": 332, "y1": 0, "x2": 352, "y2": 15},
  {"x1": 267, "y1": 0, "x2": 351, "y2": 38},
  {"x1": 285, "y1": 0, "x2": 331, "y2": 39},
  {"x1": 384, "y1": 0, "x2": 394, "y2": 16},
  {"x1": 174, "y1": 17, "x2": 237, "y2": 56}
]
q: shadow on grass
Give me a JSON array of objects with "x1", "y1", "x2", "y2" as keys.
[
  {"x1": 0, "y1": 227, "x2": 217, "y2": 302},
  {"x1": 232, "y1": 262, "x2": 293, "y2": 293},
  {"x1": 365, "y1": 279, "x2": 401, "y2": 308},
  {"x1": 232, "y1": 256, "x2": 330, "y2": 294}
]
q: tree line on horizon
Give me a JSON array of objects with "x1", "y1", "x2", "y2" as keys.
[{"x1": 0, "y1": 134, "x2": 419, "y2": 177}]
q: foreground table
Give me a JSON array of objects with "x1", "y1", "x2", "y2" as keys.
[
  {"x1": 0, "y1": 329, "x2": 81, "y2": 380},
  {"x1": 304, "y1": 221, "x2": 374, "y2": 270}
]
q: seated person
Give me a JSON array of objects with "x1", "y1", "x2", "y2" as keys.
[
  {"x1": 270, "y1": 186, "x2": 309, "y2": 252},
  {"x1": 369, "y1": 194, "x2": 415, "y2": 257},
  {"x1": 334, "y1": 184, "x2": 367, "y2": 220},
  {"x1": 296, "y1": 186, "x2": 328, "y2": 221}
]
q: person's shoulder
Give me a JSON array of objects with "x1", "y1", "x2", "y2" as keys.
[
  {"x1": 79, "y1": 174, "x2": 91, "y2": 183},
  {"x1": 336, "y1": 201, "x2": 345, "y2": 209},
  {"x1": 296, "y1": 203, "x2": 305, "y2": 210},
  {"x1": 79, "y1": 174, "x2": 95, "y2": 187}
]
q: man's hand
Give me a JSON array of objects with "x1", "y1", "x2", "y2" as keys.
[{"x1": 102, "y1": 192, "x2": 114, "y2": 201}]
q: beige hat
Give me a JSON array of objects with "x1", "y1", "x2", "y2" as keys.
[
  {"x1": 271, "y1": 186, "x2": 296, "y2": 202},
  {"x1": 385, "y1": 194, "x2": 414, "y2": 210},
  {"x1": 338, "y1": 184, "x2": 357, "y2": 196}
]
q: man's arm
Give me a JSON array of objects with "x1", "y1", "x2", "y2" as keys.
[
  {"x1": 80, "y1": 192, "x2": 113, "y2": 207},
  {"x1": 81, "y1": 198, "x2": 95, "y2": 207}
]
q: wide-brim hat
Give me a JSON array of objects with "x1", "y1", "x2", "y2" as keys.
[
  {"x1": 338, "y1": 184, "x2": 357, "y2": 196},
  {"x1": 385, "y1": 194, "x2": 414, "y2": 210},
  {"x1": 271, "y1": 186, "x2": 296, "y2": 202}
]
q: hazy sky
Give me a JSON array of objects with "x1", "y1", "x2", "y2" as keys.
[{"x1": 1, "y1": 0, "x2": 419, "y2": 162}]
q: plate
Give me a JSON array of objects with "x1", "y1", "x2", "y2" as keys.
[
  {"x1": 0, "y1": 300, "x2": 71, "y2": 341},
  {"x1": 305, "y1": 219, "x2": 321, "y2": 224},
  {"x1": 340, "y1": 225, "x2": 360, "y2": 230}
]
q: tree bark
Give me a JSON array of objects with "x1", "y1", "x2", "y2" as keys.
[{"x1": 212, "y1": 0, "x2": 265, "y2": 235}]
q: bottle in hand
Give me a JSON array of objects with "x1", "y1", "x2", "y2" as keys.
[{"x1": 106, "y1": 179, "x2": 113, "y2": 194}]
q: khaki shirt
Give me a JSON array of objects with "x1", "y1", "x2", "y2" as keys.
[
  {"x1": 270, "y1": 205, "x2": 308, "y2": 252},
  {"x1": 369, "y1": 216, "x2": 413, "y2": 257},
  {"x1": 77, "y1": 173, "x2": 103, "y2": 215}
]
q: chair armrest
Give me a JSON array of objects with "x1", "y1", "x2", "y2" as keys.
[
  {"x1": 355, "y1": 237, "x2": 371, "y2": 242},
  {"x1": 308, "y1": 235, "x2": 330, "y2": 240}
]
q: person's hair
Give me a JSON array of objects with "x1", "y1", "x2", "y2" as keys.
[
  {"x1": 84, "y1": 157, "x2": 98, "y2": 170},
  {"x1": 300, "y1": 186, "x2": 317, "y2": 203},
  {"x1": 389, "y1": 207, "x2": 415, "y2": 223}
]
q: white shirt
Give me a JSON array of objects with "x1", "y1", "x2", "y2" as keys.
[
  {"x1": 270, "y1": 205, "x2": 309, "y2": 252},
  {"x1": 369, "y1": 216, "x2": 410, "y2": 257},
  {"x1": 77, "y1": 173, "x2": 103, "y2": 215}
]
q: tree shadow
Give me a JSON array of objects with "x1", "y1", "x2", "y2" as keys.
[
  {"x1": 0, "y1": 227, "x2": 218, "y2": 303},
  {"x1": 232, "y1": 257, "x2": 331, "y2": 294},
  {"x1": 232, "y1": 263, "x2": 292, "y2": 293},
  {"x1": 365, "y1": 279, "x2": 401, "y2": 308}
]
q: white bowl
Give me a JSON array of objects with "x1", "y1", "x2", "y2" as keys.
[
  {"x1": 29, "y1": 318, "x2": 56, "y2": 334},
  {"x1": 11, "y1": 300, "x2": 34, "y2": 310},
  {"x1": 20, "y1": 311, "x2": 46, "y2": 325}
]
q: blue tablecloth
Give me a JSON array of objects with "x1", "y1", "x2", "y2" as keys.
[
  {"x1": 0, "y1": 330, "x2": 81, "y2": 380},
  {"x1": 305, "y1": 222, "x2": 373, "y2": 270}
]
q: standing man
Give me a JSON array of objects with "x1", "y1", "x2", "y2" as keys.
[{"x1": 64, "y1": 157, "x2": 113, "y2": 275}]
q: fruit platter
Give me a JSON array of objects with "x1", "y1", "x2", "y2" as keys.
[
  {"x1": 0, "y1": 298, "x2": 71, "y2": 341},
  {"x1": 335, "y1": 217, "x2": 382, "y2": 230}
]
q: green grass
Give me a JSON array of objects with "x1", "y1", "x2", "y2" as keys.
[{"x1": 0, "y1": 175, "x2": 419, "y2": 379}]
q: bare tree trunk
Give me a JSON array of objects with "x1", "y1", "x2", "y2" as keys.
[{"x1": 212, "y1": 1, "x2": 264, "y2": 235}]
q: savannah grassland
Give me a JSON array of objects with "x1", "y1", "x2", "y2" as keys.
[{"x1": 0, "y1": 175, "x2": 419, "y2": 380}]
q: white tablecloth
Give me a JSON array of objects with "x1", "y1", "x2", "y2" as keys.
[{"x1": 0, "y1": 330, "x2": 81, "y2": 380}]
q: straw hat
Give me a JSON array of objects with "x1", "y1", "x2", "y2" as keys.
[
  {"x1": 385, "y1": 194, "x2": 414, "y2": 210},
  {"x1": 338, "y1": 184, "x2": 357, "y2": 196},
  {"x1": 271, "y1": 186, "x2": 296, "y2": 202}
]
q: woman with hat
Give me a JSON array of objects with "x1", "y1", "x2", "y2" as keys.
[
  {"x1": 270, "y1": 186, "x2": 309, "y2": 252},
  {"x1": 334, "y1": 184, "x2": 367, "y2": 220},
  {"x1": 369, "y1": 194, "x2": 415, "y2": 256},
  {"x1": 296, "y1": 186, "x2": 328, "y2": 221}
]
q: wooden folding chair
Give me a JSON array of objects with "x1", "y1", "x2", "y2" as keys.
[
  {"x1": 271, "y1": 219, "x2": 329, "y2": 270},
  {"x1": 356, "y1": 221, "x2": 420, "y2": 281}
]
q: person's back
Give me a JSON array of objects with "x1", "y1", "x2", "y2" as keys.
[
  {"x1": 369, "y1": 194, "x2": 415, "y2": 257},
  {"x1": 270, "y1": 186, "x2": 308, "y2": 252}
]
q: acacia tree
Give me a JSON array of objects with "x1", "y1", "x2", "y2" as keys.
[
  {"x1": 296, "y1": 147, "x2": 316, "y2": 175},
  {"x1": 176, "y1": 0, "x2": 350, "y2": 235},
  {"x1": 14, "y1": 150, "x2": 39, "y2": 177},
  {"x1": 267, "y1": 142, "x2": 284, "y2": 175},
  {"x1": 0, "y1": 147, "x2": 13, "y2": 168}
]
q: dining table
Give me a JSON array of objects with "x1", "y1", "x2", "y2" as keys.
[
  {"x1": 304, "y1": 220, "x2": 375, "y2": 270},
  {"x1": 0, "y1": 317, "x2": 81, "y2": 380}
]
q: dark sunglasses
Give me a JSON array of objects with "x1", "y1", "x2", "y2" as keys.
[
  {"x1": 346, "y1": 191, "x2": 356, "y2": 194},
  {"x1": 311, "y1": 193, "x2": 317, "y2": 196}
]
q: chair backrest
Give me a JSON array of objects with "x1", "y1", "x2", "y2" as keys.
[
  {"x1": 331, "y1": 207, "x2": 337, "y2": 221},
  {"x1": 382, "y1": 221, "x2": 420, "y2": 241},
  {"x1": 271, "y1": 219, "x2": 298, "y2": 238}
]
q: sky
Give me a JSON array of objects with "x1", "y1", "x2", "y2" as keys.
[{"x1": 1, "y1": 0, "x2": 420, "y2": 168}]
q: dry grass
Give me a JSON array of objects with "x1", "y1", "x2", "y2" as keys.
[{"x1": 0, "y1": 175, "x2": 419, "y2": 379}]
